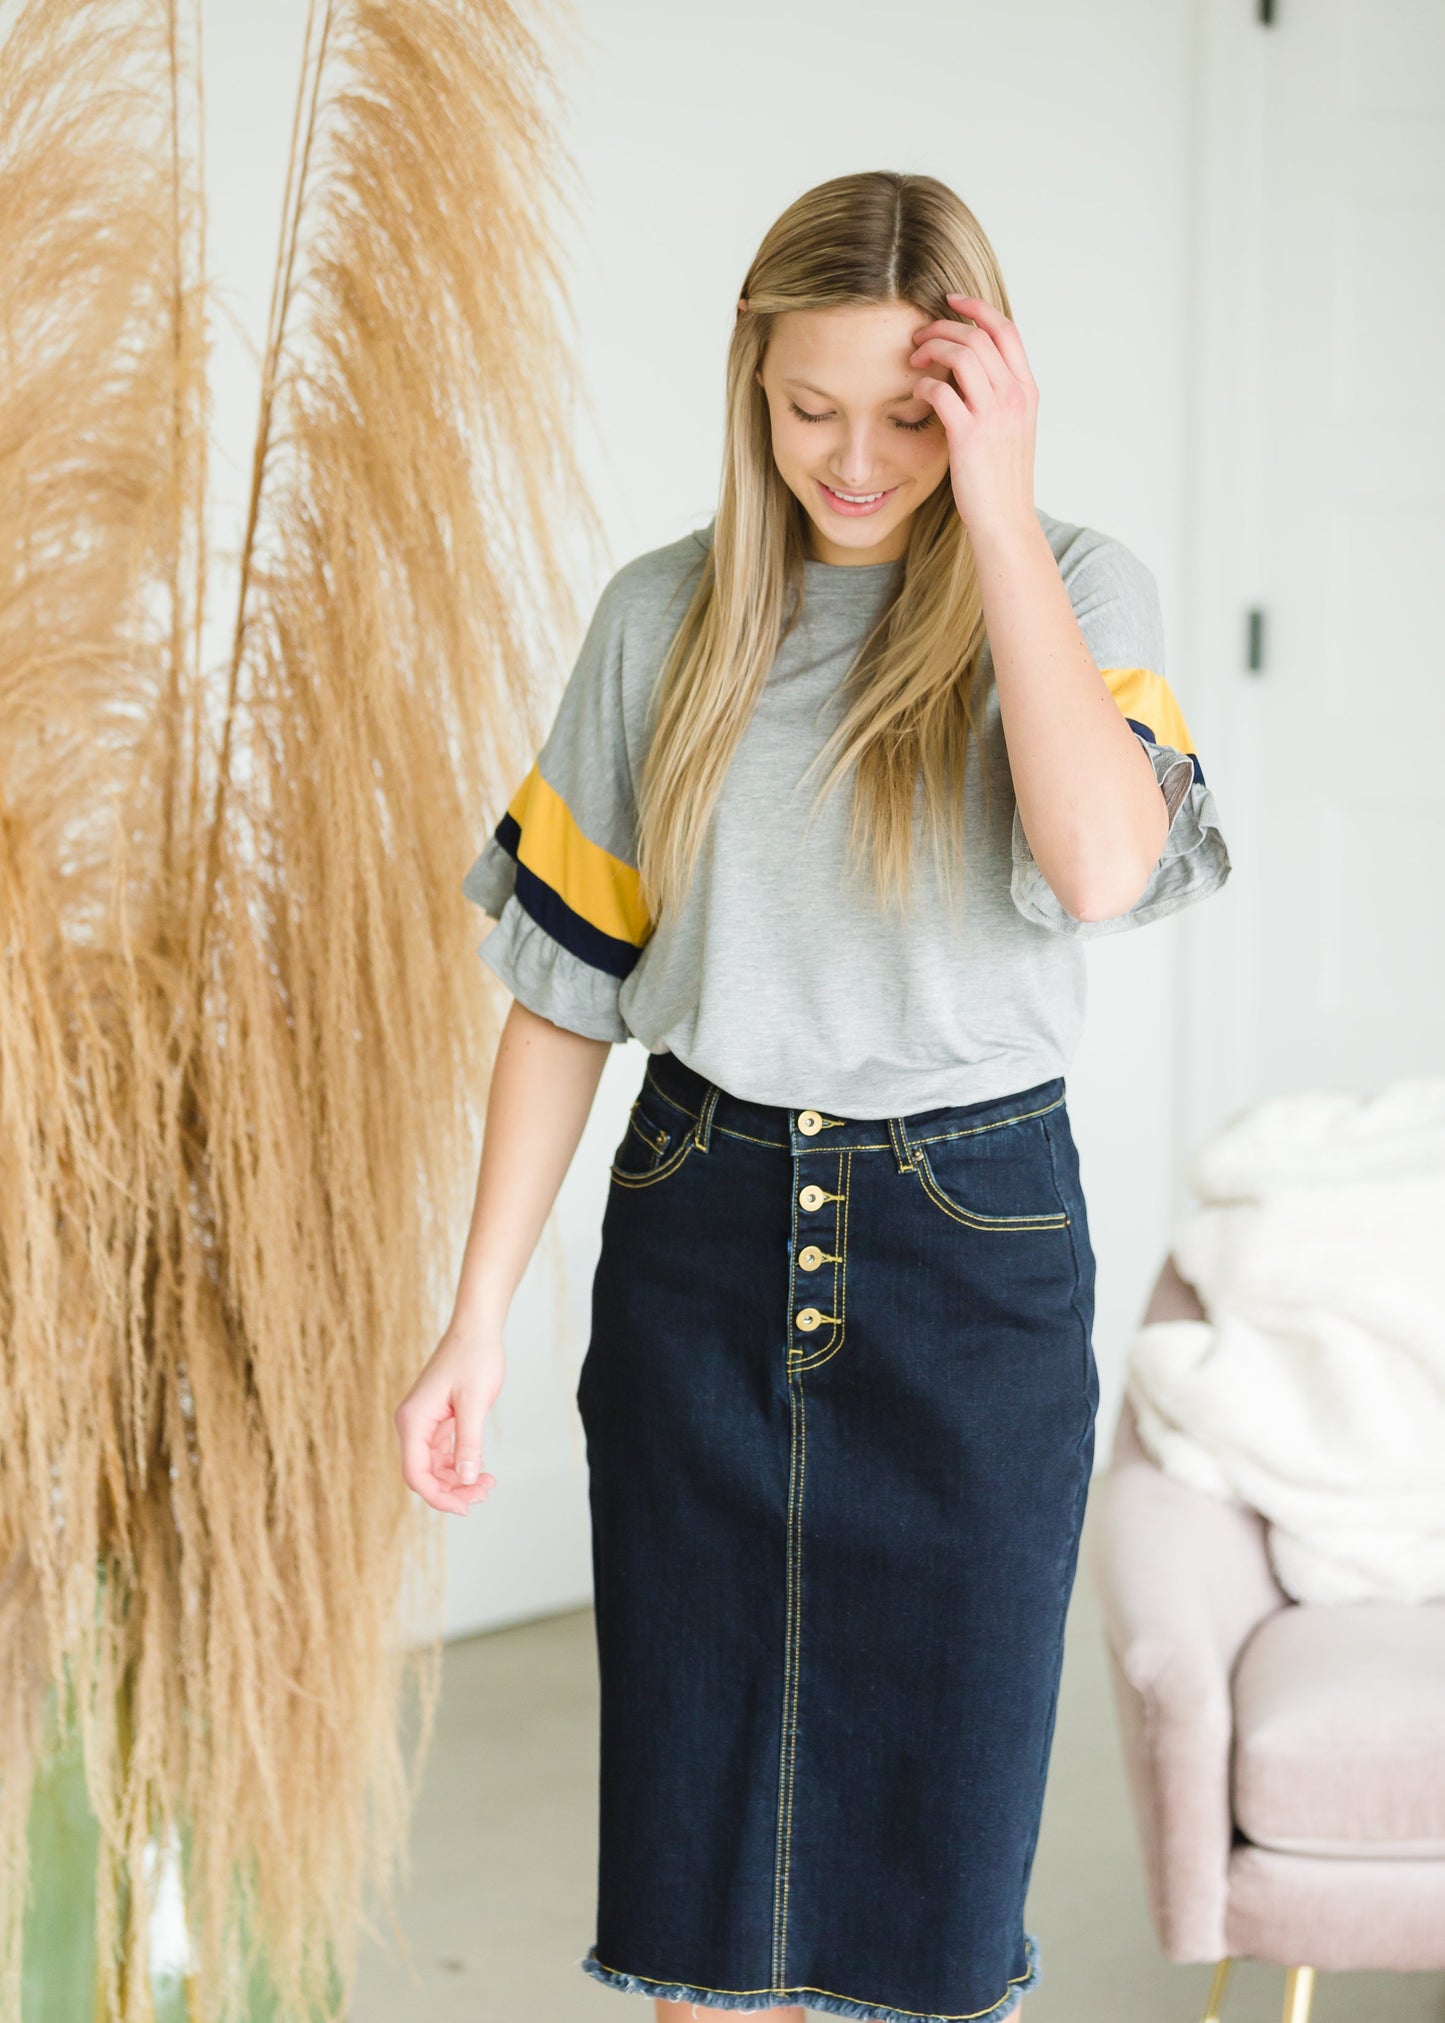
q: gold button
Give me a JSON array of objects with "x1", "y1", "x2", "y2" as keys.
[
  {"x1": 799, "y1": 1185, "x2": 826, "y2": 1212},
  {"x1": 795, "y1": 1307, "x2": 824, "y2": 1332},
  {"x1": 798, "y1": 1245, "x2": 826, "y2": 1272},
  {"x1": 797, "y1": 1110, "x2": 823, "y2": 1136}
]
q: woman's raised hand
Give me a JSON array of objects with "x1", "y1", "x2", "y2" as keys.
[{"x1": 908, "y1": 293, "x2": 1039, "y2": 540}]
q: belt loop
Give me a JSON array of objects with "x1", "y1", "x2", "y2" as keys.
[
  {"x1": 693, "y1": 1084, "x2": 720, "y2": 1153},
  {"x1": 887, "y1": 1115, "x2": 915, "y2": 1174}
]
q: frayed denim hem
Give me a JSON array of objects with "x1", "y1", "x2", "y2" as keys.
[{"x1": 578, "y1": 1930, "x2": 1041, "y2": 2021}]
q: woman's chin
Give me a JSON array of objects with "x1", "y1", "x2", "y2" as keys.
[{"x1": 801, "y1": 503, "x2": 910, "y2": 560}]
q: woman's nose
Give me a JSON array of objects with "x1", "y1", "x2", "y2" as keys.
[{"x1": 828, "y1": 427, "x2": 886, "y2": 487}]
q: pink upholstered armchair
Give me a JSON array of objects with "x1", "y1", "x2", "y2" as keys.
[{"x1": 1087, "y1": 1254, "x2": 1445, "y2": 2023}]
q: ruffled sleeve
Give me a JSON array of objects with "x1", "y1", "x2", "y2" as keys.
[
  {"x1": 1010, "y1": 527, "x2": 1232, "y2": 937},
  {"x1": 462, "y1": 570, "x2": 653, "y2": 1039}
]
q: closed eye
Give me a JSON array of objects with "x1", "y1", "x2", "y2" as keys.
[{"x1": 787, "y1": 397, "x2": 934, "y2": 433}]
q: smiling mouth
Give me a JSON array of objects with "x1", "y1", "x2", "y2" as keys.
[{"x1": 820, "y1": 482, "x2": 893, "y2": 503}]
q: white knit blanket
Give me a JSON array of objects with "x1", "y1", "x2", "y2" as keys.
[{"x1": 1124, "y1": 1076, "x2": 1445, "y2": 1604}]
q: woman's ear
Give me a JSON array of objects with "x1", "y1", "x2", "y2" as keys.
[{"x1": 737, "y1": 295, "x2": 749, "y2": 318}]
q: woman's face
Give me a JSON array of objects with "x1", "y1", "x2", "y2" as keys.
[{"x1": 753, "y1": 299, "x2": 954, "y2": 565}]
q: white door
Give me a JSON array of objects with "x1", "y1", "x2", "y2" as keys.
[{"x1": 1184, "y1": 0, "x2": 1445, "y2": 1134}]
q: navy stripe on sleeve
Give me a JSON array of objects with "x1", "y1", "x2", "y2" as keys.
[
  {"x1": 493, "y1": 814, "x2": 642, "y2": 980},
  {"x1": 1125, "y1": 719, "x2": 1206, "y2": 787}
]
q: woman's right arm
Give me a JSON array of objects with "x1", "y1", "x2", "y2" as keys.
[{"x1": 393, "y1": 998, "x2": 611, "y2": 1515}]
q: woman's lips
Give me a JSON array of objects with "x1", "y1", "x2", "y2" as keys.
[{"x1": 817, "y1": 478, "x2": 898, "y2": 517}]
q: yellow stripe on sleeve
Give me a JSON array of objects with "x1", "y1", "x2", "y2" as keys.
[
  {"x1": 1098, "y1": 667, "x2": 1197, "y2": 754},
  {"x1": 507, "y1": 764, "x2": 651, "y2": 948}
]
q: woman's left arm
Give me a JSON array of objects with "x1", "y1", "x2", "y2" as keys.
[{"x1": 911, "y1": 294, "x2": 1168, "y2": 923}]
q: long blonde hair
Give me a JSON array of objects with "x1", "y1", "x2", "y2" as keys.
[{"x1": 636, "y1": 169, "x2": 1012, "y2": 919}]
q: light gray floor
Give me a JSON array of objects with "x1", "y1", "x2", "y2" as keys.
[{"x1": 349, "y1": 1502, "x2": 1445, "y2": 2023}]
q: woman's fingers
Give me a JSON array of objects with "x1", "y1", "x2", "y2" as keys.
[
  {"x1": 397, "y1": 1406, "x2": 467, "y2": 1513},
  {"x1": 910, "y1": 337, "x2": 991, "y2": 412},
  {"x1": 432, "y1": 1414, "x2": 494, "y2": 1504},
  {"x1": 396, "y1": 1387, "x2": 491, "y2": 1515},
  {"x1": 451, "y1": 1383, "x2": 492, "y2": 1489},
  {"x1": 944, "y1": 293, "x2": 1035, "y2": 385},
  {"x1": 915, "y1": 373, "x2": 969, "y2": 432},
  {"x1": 912, "y1": 322, "x2": 1009, "y2": 394}
]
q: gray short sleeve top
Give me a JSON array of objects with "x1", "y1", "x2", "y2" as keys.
[{"x1": 462, "y1": 509, "x2": 1231, "y2": 1115}]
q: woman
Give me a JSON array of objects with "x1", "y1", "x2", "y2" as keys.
[{"x1": 395, "y1": 170, "x2": 1230, "y2": 2023}]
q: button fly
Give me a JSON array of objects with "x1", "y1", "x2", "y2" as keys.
[
  {"x1": 798, "y1": 1184, "x2": 826, "y2": 1212},
  {"x1": 797, "y1": 1110, "x2": 823, "y2": 1136},
  {"x1": 795, "y1": 1307, "x2": 824, "y2": 1332},
  {"x1": 798, "y1": 1245, "x2": 825, "y2": 1272}
]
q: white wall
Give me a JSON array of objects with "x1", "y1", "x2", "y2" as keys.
[{"x1": 200, "y1": 0, "x2": 1210, "y2": 1638}]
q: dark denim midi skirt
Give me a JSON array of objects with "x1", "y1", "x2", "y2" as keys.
[{"x1": 575, "y1": 1049, "x2": 1098, "y2": 2023}]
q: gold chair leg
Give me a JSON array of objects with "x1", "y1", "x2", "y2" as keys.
[
  {"x1": 1201, "y1": 1957, "x2": 1232, "y2": 2021},
  {"x1": 1281, "y1": 1966, "x2": 1316, "y2": 2023}
]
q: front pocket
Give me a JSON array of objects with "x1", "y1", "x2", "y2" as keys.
[{"x1": 910, "y1": 1110, "x2": 1071, "y2": 1232}]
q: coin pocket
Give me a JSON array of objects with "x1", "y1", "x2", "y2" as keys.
[{"x1": 608, "y1": 1096, "x2": 694, "y2": 1190}]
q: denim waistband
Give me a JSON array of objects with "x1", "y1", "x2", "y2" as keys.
[{"x1": 642, "y1": 1050, "x2": 1067, "y2": 1159}]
